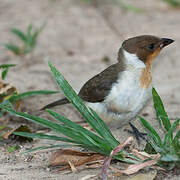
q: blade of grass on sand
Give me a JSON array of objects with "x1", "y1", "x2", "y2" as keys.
[
  {"x1": 164, "y1": 119, "x2": 180, "y2": 146},
  {"x1": 139, "y1": 116, "x2": 162, "y2": 147},
  {"x1": 11, "y1": 28, "x2": 27, "y2": 42},
  {"x1": 8, "y1": 90, "x2": 58, "y2": 103},
  {"x1": 0, "y1": 64, "x2": 16, "y2": 69},
  {"x1": 23, "y1": 144, "x2": 75, "y2": 153},
  {"x1": 152, "y1": 88, "x2": 171, "y2": 131},
  {"x1": 0, "y1": 105, "x2": 89, "y2": 145},
  {"x1": 4, "y1": 44, "x2": 22, "y2": 55},
  {"x1": 13, "y1": 132, "x2": 77, "y2": 143},
  {"x1": 1, "y1": 105, "x2": 113, "y2": 153},
  {"x1": 47, "y1": 109, "x2": 112, "y2": 150}
]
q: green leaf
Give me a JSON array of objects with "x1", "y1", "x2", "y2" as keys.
[
  {"x1": 144, "y1": 143, "x2": 157, "y2": 154},
  {"x1": 11, "y1": 28, "x2": 27, "y2": 42},
  {"x1": 164, "y1": 119, "x2": 180, "y2": 146},
  {"x1": 152, "y1": 88, "x2": 171, "y2": 131},
  {"x1": 47, "y1": 109, "x2": 112, "y2": 151},
  {"x1": 0, "y1": 105, "x2": 106, "y2": 152},
  {"x1": 139, "y1": 116, "x2": 162, "y2": 147},
  {"x1": 23, "y1": 144, "x2": 76, "y2": 154},
  {"x1": 89, "y1": 108, "x2": 119, "y2": 147},
  {"x1": 0, "y1": 64, "x2": 16, "y2": 69},
  {"x1": 8, "y1": 145, "x2": 20, "y2": 153},
  {"x1": 4, "y1": 43, "x2": 22, "y2": 55},
  {"x1": 13, "y1": 132, "x2": 76, "y2": 144},
  {"x1": 8, "y1": 90, "x2": 58, "y2": 103},
  {"x1": 161, "y1": 154, "x2": 179, "y2": 162},
  {"x1": 27, "y1": 24, "x2": 33, "y2": 36},
  {"x1": 2, "y1": 68, "x2": 8, "y2": 80}
]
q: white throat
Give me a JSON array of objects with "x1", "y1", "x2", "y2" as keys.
[{"x1": 123, "y1": 50, "x2": 146, "y2": 69}]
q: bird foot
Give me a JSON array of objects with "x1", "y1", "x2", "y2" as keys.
[{"x1": 125, "y1": 122, "x2": 147, "y2": 144}]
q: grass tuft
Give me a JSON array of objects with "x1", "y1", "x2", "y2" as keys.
[{"x1": 139, "y1": 88, "x2": 180, "y2": 170}]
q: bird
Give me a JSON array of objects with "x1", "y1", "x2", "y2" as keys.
[{"x1": 42, "y1": 35, "x2": 174, "y2": 138}]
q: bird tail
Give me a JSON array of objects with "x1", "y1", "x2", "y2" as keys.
[{"x1": 41, "y1": 98, "x2": 70, "y2": 110}]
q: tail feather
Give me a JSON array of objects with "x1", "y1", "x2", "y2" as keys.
[{"x1": 41, "y1": 98, "x2": 70, "y2": 110}]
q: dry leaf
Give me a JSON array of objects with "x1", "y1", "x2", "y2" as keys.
[
  {"x1": 68, "y1": 160, "x2": 77, "y2": 173},
  {"x1": 4, "y1": 125, "x2": 33, "y2": 142},
  {"x1": 118, "y1": 154, "x2": 160, "y2": 175},
  {"x1": 0, "y1": 83, "x2": 17, "y2": 102},
  {"x1": 132, "y1": 149, "x2": 159, "y2": 160},
  {"x1": 49, "y1": 149, "x2": 105, "y2": 171}
]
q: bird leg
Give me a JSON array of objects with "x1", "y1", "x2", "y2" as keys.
[{"x1": 126, "y1": 122, "x2": 147, "y2": 144}]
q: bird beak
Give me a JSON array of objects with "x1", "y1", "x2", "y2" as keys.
[{"x1": 160, "y1": 38, "x2": 174, "y2": 48}]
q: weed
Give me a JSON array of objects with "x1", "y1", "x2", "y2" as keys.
[
  {"x1": 139, "y1": 88, "x2": 180, "y2": 170},
  {"x1": 5, "y1": 23, "x2": 45, "y2": 56}
]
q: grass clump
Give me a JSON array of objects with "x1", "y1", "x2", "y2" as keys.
[
  {"x1": 5, "y1": 23, "x2": 45, "y2": 56},
  {"x1": 139, "y1": 88, "x2": 180, "y2": 170}
]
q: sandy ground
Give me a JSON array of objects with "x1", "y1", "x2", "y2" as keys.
[{"x1": 0, "y1": 0, "x2": 180, "y2": 179}]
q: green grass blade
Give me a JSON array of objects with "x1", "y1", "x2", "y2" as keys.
[
  {"x1": 47, "y1": 109, "x2": 111, "y2": 149},
  {"x1": 4, "y1": 44, "x2": 22, "y2": 55},
  {"x1": 11, "y1": 28, "x2": 27, "y2": 42},
  {"x1": 23, "y1": 144, "x2": 75, "y2": 153},
  {"x1": 0, "y1": 105, "x2": 107, "y2": 150},
  {"x1": 0, "y1": 64, "x2": 16, "y2": 69},
  {"x1": 8, "y1": 90, "x2": 58, "y2": 103},
  {"x1": 0, "y1": 105, "x2": 84, "y2": 143},
  {"x1": 2, "y1": 69, "x2": 8, "y2": 80},
  {"x1": 173, "y1": 130, "x2": 180, "y2": 157},
  {"x1": 139, "y1": 116, "x2": 162, "y2": 147},
  {"x1": 164, "y1": 119, "x2": 180, "y2": 146},
  {"x1": 89, "y1": 108, "x2": 119, "y2": 147},
  {"x1": 152, "y1": 88, "x2": 171, "y2": 131},
  {"x1": 48, "y1": 62, "x2": 118, "y2": 146},
  {"x1": 13, "y1": 132, "x2": 77, "y2": 143},
  {"x1": 27, "y1": 24, "x2": 33, "y2": 36},
  {"x1": 47, "y1": 109, "x2": 113, "y2": 152}
]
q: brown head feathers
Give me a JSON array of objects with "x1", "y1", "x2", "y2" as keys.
[{"x1": 121, "y1": 35, "x2": 174, "y2": 64}]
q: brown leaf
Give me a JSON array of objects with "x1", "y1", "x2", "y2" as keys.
[
  {"x1": 49, "y1": 149, "x2": 105, "y2": 171},
  {"x1": 118, "y1": 154, "x2": 160, "y2": 175},
  {"x1": 4, "y1": 125, "x2": 33, "y2": 142},
  {"x1": 132, "y1": 149, "x2": 159, "y2": 160},
  {"x1": 68, "y1": 160, "x2": 77, "y2": 173},
  {"x1": 0, "y1": 83, "x2": 17, "y2": 102}
]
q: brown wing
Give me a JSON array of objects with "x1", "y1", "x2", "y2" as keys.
[{"x1": 78, "y1": 63, "x2": 124, "y2": 102}]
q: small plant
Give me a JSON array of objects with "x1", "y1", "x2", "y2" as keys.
[
  {"x1": 0, "y1": 64, "x2": 16, "y2": 80},
  {"x1": 139, "y1": 88, "x2": 180, "y2": 170},
  {"x1": 163, "y1": 0, "x2": 180, "y2": 7},
  {"x1": 5, "y1": 23, "x2": 45, "y2": 56}
]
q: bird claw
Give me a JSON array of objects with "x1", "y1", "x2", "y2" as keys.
[{"x1": 125, "y1": 122, "x2": 147, "y2": 144}]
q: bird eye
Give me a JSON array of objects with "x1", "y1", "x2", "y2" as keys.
[{"x1": 147, "y1": 43, "x2": 155, "y2": 50}]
